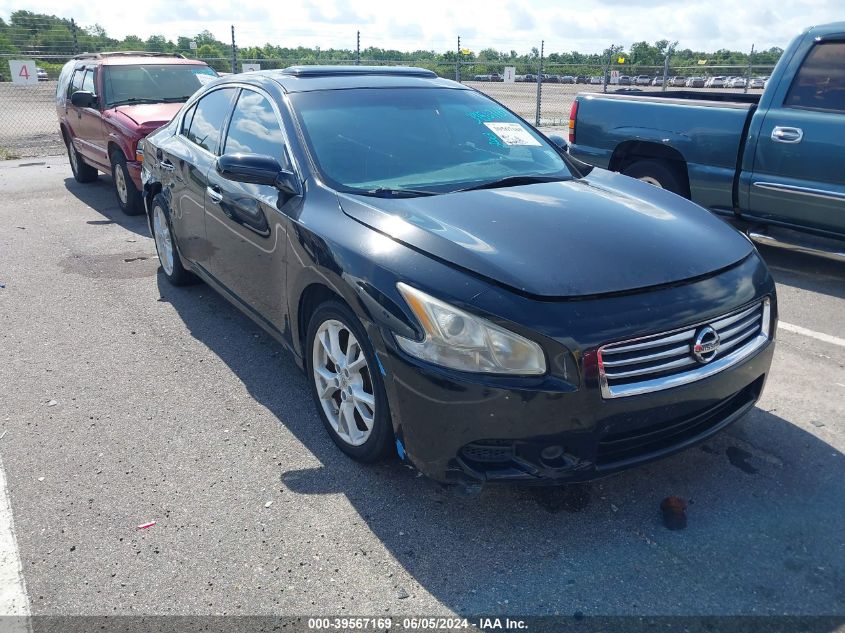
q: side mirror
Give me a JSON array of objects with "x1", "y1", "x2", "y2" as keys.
[
  {"x1": 546, "y1": 134, "x2": 569, "y2": 151},
  {"x1": 70, "y1": 90, "x2": 96, "y2": 108},
  {"x1": 216, "y1": 153, "x2": 301, "y2": 195}
]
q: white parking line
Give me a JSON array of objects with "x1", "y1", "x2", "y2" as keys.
[
  {"x1": 0, "y1": 454, "x2": 30, "y2": 620},
  {"x1": 779, "y1": 321, "x2": 845, "y2": 348}
]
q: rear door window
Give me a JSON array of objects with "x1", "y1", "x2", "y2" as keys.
[
  {"x1": 185, "y1": 88, "x2": 236, "y2": 154},
  {"x1": 785, "y1": 41, "x2": 845, "y2": 113}
]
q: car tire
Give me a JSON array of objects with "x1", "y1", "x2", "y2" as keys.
[
  {"x1": 65, "y1": 137, "x2": 97, "y2": 183},
  {"x1": 622, "y1": 159, "x2": 688, "y2": 197},
  {"x1": 306, "y1": 300, "x2": 393, "y2": 463},
  {"x1": 110, "y1": 152, "x2": 143, "y2": 215},
  {"x1": 151, "y1": 194, "x2": 196, "y2": 286}
]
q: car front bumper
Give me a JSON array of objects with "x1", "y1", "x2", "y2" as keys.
[{"x1": 381, "y1": 336, "x2": 773, "y2": 485}]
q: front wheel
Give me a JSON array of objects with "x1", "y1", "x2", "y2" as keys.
[
  {"x1": 622, "y1": 159, "x2": 688, "y2": 198},
  {"x1": 111, "y1": 153, "x2": 143, "y2": 215},
  {"x1": 306, "y1": 301, "x2": 393, "y2": 462}
]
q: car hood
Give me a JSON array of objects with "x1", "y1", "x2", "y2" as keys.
[
  {"x1": 337, "y1": 168, "x2": 754, "y2": 298},
  {"x1": 111, "y1": 103, "x2": 183, "y2": 129}
]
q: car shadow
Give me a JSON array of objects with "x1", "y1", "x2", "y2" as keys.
[
  {"x1": 63, "y1": 176, "x2": 149, "y2": 237},
  {"x1": 757, "y1": 244, "x2": 845, "y2": 301},
  {"x1": 157, "y1": 273, "x2": 845, "y2": 616}
]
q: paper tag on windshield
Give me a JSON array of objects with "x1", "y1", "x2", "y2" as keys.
[
  {"x1": 483, "y1": 122, "x2": 541, "y2": 146},
  {"x1": 195, "y1": 73, "x2": 215, "y2": 85}
]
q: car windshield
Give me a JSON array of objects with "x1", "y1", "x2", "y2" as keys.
[
  {"x1": 102, "y1": 64, "x2": 218, "y2": 108},
  {"x1": 290, "y1": 87, "x2": 572, "y2": 194}
]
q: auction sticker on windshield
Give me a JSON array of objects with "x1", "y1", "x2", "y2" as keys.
[{"x1": 483, "y1": 122, "x2": 541, "y2": 146}]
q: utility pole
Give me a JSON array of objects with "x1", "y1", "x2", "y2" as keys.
[
  {"x1": 535, "y1": 40, "x2": 543, "y2": 127},
  {"x1": 231, "y1": 25, "x2": 237, "y2": 74},
  {"x1": 70, "y1": 18, "x2": 79, "y2": 55},
  {"x1": 603, "y1": 45, "x2": 616, "y2": 94},
  {"x1": 356, "y1": 31, "x2": 360, "y2": 65},
  {"x1": 456, "y1": 36, "x2": 461, "y2": 82},
  {"x1": 662, "y1": 43, "x2": 675, "y2": 93},
  {"x1": 745, "y1": 43, "x2": 754, "y2": 94}
]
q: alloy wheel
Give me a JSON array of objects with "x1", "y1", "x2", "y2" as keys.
[
  {"x1": 312, "y1": 319, "x2": 376, "y2": 447},
  {"x1": 153, "y1": 205, "x2": 174, "y2": 276},
  {"x1": 115, "y1": 166, "x2": 128, "y2": 204}
]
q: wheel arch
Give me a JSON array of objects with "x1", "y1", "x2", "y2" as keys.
[{"x1": 609, "y1": 140, "x2": 691, "y2": 198}]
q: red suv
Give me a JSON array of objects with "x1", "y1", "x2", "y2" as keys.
[{"x1": 56, "y1": 52, "x2": 217, "y2": 214}]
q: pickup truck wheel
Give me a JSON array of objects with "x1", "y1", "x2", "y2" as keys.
[
  {"x1": 111, "y1": 153, "x2": 144, "y2": 216},
  {"x1": 622, "y1": 160, "x2": 687, "y2": 197},
  {"x1": 65, "y1": 138, "x2": 97, "y2": 183}
]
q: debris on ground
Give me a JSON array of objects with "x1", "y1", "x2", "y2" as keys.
[
  {"x1": 396, "y1": 586, "x2": 410, "y2": 599},
  {"x1": 264, "y1": 501, "x2": 273, "y2": 508},
  {"x1": 136, "y1": 521, "x2": 156, "y2": 530},
  {"x1": 660, "y1": 496, "x2": 688, "y2": 530},
  {"x1": 46, "y1": 399, "x2": 57, "y2": 407}
]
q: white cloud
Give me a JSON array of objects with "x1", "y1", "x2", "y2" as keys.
[{"x1": 0, "y1": 0, "x2": 841, "y2": 54}]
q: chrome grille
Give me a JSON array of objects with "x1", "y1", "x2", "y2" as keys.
[{"x1": 598, "y1": 298, "x2": 771, "y2": 399}]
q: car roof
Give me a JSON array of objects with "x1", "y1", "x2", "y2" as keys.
[
  {"x1": 72, "y1": 52, "x2": 209, "y2": 67},
  {"x1": 223, "y1": 65, "x2": 465, "y2": 93}
]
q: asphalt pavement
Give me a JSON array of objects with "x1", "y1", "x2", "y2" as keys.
[{"x1": 0, "y1": 156, "x2": 843, "y2": 620}]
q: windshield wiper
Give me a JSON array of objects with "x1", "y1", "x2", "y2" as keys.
[
  {"x1": 360, "y1": 187, "x2": 438, "y2": 198},
  {"x1": 111, "y1": 97, "x2": 160, "y2": 106},
  {"x1": 454, "y1": 175, "x2": 569, "y2": 193},
  {"x1": 161, "y1": 96, "x2": 192, "y2": 103}
]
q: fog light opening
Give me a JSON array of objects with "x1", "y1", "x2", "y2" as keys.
[{"x1": 540, "y1": 445, "x2": 569, "y2": 468}]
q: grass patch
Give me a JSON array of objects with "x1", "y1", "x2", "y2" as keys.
[{"x1": 0, "y1": 146, "x2": 21, "y2": 160}]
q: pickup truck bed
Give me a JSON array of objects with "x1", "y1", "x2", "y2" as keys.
[
  {"x1": 568, "y1": 22, "x2": 845, "y2": 260},
  {"x1": 569, "y1": 91, "x2": 760, "y2": 212}
]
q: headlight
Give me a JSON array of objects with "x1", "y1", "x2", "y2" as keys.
[{"x1": 395, "y1": 283, "x2": 546, "y2": 375}]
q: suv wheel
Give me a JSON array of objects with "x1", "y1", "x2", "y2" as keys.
[
  {"x1": 111, "y1": 153, "x2": 143, "y2": 215},
  {"x1": 66, "y1": 137, "x2": 97, "y2": 183},
  {"x1": 306, "y1": 301, "x2": 393, "y2": 462},
  {"x1": 151, "y1": 194, "x2": 196, "y2": 286}
]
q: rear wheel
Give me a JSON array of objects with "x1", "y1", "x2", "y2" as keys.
[
  {"x1": 65, "y1": 136, "x2": 97, "y2": 183},
  {"x1": 306, "y1": 301, "x2": 393, "y2": 462},
  {"x1": 151, "y1": 194, "x2": 196, "y2": 286},
  {"x1": 111, "y1": 152, "x2": 143, "y2": 215},
  {"x1": 622, "y1": 159, "x2": 688, "y2": 197}
]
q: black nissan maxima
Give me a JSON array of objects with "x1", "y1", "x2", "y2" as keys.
[{"x1": 141, "y1": 66, "x2": 776, "y2": 486}]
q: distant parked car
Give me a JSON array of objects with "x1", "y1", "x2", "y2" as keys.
[
  {"x1": 670, "y1": 76, "x2": 687, "y2": 87},
  {"x1": 589, "y1": 75, "x2": 603, "y2": 85},
  {"x1": 36, "y1": 67, "x2": 48, "y2": 81},
  {"x1": 524, "y1": 73, "x2": 536, "y2": 82},
  {"x1": 575, "y1": 75, "x2": 588, "y2": 84},
  {"x1": 651, "y1": 76, "x2": 664, "y2": 86},
  {"x1": 729, "y1": 77, "x2": 747, "y2": 88},
  {"x1": 559, "y1": 75, "x2": 575, "y2": 84},
  {"x1": 685, "y1": 77, "x2": 705, "y2": 87},
  {"x1": 634, "y1": 75, "x2": 651, "y2": 86},
  {"x1": 617, "y1": 75, "x2": 632, "y2": 85},
  {"x1": 704, "y1": 76, "x2": 726, "y2": 88},
  {"x1": 542, "y1": 74, "x2": 560, "y2": 83},
  {"x1": 749, "y1": 77, "x2": 765, "y2": 89}
]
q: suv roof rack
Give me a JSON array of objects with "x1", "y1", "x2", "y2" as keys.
[
  {"x1": 280, "y1": 65, "x2": 437, "y2": 78},
  {"x1": 73, "y1": 51, "x2": 187, "y2": 60}
]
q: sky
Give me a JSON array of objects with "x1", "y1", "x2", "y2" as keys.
[{"x1": 2, "y1": 0, "x2": 843, "y2": 54}]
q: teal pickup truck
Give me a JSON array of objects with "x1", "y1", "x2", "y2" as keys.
[{"x1": 567, "y1": 22, "x2": 845, "y2": 262}]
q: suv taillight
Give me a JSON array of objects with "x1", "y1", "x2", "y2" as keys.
[{"x1": 568, "y1": 100, "x2": 578, "y2": 144}]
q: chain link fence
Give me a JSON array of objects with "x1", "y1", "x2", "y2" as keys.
[{"x1": 0, "y1": 42, "x2": 772, "y2": 160}]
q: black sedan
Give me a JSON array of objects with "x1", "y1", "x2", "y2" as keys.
[{"x1": 141, "y1": 66, "x2": 776, "y2": 486}]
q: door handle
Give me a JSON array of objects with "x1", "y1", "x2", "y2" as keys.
[
  {"x1": 771, "y1": 126, "x2": 803, "y2": 143},
  {"x1": 160, "y1": 159, "x2": 175, "y2": 171},
  {"x1": 206, "y1": 186, "x2": 223, "y2": 204}
]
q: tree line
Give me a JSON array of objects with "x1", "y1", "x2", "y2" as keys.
[{"x1": 0, "y1": 9, "x2": 783, "y2": 79}]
